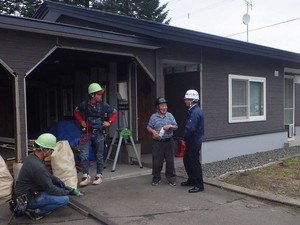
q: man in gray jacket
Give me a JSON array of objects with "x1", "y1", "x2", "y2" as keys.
[{"x1": 14, "y1": 133, "x2": 80, "y2": 220}]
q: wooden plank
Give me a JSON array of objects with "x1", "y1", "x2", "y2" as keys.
[{"x1": 69, "y1": 198, "x2": 118, "y2": 225}]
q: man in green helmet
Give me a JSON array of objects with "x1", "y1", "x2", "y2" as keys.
[
  {"x1": 74, "y1": 83, "x2": 117, "y2": 186},
  {"x1": 13, "y1": 133, "x2": 81, "y2": 221}
]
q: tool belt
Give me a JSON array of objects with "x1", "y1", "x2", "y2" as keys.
[
  {"x1": 91, "y1": 128, "x2": 101, "y2": 134},
  {"x1": 8, "y1": 194, "x2": 29, "y2": 217},
  {"x1": 81, "y1": 127, "x2": 102, "y2": 134}
]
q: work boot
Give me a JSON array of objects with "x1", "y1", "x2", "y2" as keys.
[
  {"x1": 25, "y1": 210, "x2": 44, "y2": 221},
  {"x1": 92, "y1": 174, "x2": 103, "y2": 185},
  {"x1": 79, "y1": 174, "x2": 90, "y2": 187}
]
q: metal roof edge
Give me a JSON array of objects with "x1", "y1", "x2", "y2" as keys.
[
  {"x1": 34, "y1": 1, "x2": 300, "y2": 63},
  {"x1": 0, "y1": 14, "x2": 161, "y2": 50}
]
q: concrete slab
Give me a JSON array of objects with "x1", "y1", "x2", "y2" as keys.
[{"x1": 1, "y1": 154, "x2": 300, "y2": 225}]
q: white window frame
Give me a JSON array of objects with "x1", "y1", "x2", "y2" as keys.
[{"x1": 228, "y1": 74, "x2": 266, "y2": 123}]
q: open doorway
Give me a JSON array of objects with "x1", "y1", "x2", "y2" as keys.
[{"x1": 0, "y1": 62, "x2": 16, "y2": 160}]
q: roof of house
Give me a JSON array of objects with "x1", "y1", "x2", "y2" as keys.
[
  {"x1": 0, "y1": 13, "x2": 160, "y2": 50},
  {"x1": 33, "y1": 0, "x2": 300, "y2": 63}
]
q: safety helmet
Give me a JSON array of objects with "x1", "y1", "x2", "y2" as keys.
[
  {"x1": 88, "y1": 83, "x2": 105, "y2": 95},
  {"x1": 184, "y1": 89, "x2": 199, "y2": 101},
  {"x1": 155, "y1": 97, "x2": 167, "y2": 105},
  {"x1": 35, "y1": 133, "x2": 57, "y2": 150}
]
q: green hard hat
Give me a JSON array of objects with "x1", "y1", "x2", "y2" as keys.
[
  {"x1": 88, "y1": 83, "x2": 104, "y2": 95},
  {"x1": 35, "y1": 133, "x2": 57, "y2": 150}
]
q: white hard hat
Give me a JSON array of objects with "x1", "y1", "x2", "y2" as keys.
[{"x1": 184, "y1": 89, "x2": 199, "y2": 101}]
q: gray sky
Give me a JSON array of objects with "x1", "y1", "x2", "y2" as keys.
[{"x1": 160, "y1": 0, "x2": 300, "y2": 53}]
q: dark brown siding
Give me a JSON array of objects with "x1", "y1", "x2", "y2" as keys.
[
  {"x1": 0, "y1": 29, "x2": 57, "y2": 75},
  {"x1": 202, "y1": 48, "x2": 285, "y2": 140}
]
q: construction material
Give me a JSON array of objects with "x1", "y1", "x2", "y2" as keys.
[{"x1": 69, "y1": 198, "x2": 118, "y2": 225}]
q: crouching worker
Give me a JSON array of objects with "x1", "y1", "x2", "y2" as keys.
[{"x1": 13, "y1": 133, "x2": 81, "y2": 221}]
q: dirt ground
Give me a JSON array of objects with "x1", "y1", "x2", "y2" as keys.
[{"x1": 221, "y1": 156, "x2": 300, "y2": 200}]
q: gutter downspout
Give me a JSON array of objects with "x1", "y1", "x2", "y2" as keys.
[{"x1": 200, "y1": 47, "x2": 203, "y2": 163}]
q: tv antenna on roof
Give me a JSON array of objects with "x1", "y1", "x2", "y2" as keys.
[{"x1": 242, "y1": 0, "x2": 252, "y2": 42}]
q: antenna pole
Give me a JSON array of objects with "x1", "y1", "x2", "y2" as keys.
[{"x1": 245, "y1": 0, "x2": 252, "y2": 42}]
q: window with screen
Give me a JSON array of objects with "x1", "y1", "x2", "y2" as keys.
[{"x1": 229, "y1": 74, "x2": 266, "y2": 123}]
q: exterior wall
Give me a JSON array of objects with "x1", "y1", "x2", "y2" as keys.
[
  {"x1": 156, "y1": 43, "x2": 203, "y2": 138},
  {"x1": 202, "y1": 131, "x2": 286, "y2": 163},
  {"x1": 296, "y1": 127, "x2": 300, "y2": 136},
  {"x1": 155, "y1": 45, "x2": 292, "y2": 163},
  {"x1": 0, "y1": 27, "x2": 159, "y2": 160},
  {"x1": 2, "y1": 15, "x2": 300, "y2": 163},
  {"x1": 0, "y1": 29, "x2": 57, "y2": 75},
  {"x1": 202, "y1": 48, "x2": 285, "y2": 140},
  {"x1": 0, "y1": 29, "x2": 157, "y2": 79},
  {"x1": 156, "y1": 45, "x2": 286, "y2": 141}
]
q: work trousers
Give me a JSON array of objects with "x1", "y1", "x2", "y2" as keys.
[
  {"x1": 27, "y1": 192, "x2": 69, "y2": 216},
  {"x1": 152, "y1": 139, "x2": 176, "y2": 182},
  {"x1": 183, "y1": 143, "x2": 204, "y2": 189},
  {"x1": 79, "y1": 132, "x2": 105, "y2": 175}
]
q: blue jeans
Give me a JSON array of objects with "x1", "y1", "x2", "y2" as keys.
[
  {"x1": 79, "y1": 132, "x2": 105, "y2": 174},
  {"x1": 27, "y1": 192, "x2": 69, "y2": 216}
]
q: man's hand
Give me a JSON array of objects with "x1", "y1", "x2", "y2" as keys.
[
  {"x1": 163, "y1": 125, "x2": 177, "y2": 130},
  {"x1": 103, "y1": 121, "x2": 111, "y2": 127},
  {"x1": 53, "y1": 177, "x2": 65, "y2": 188},
  {"x1": 69, "y1": 188, "x2": 82, "y2": 196},
  {"x1": 152, "y1": 130, "x2": 159, "y2": 138},
  {"x1": 81, "y1": 121, "x2": 87, "y2": 128}
]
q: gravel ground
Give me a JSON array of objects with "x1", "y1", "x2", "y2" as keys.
[{"x1": 177, "y1": 146, "x2": 300, "y2": 178}]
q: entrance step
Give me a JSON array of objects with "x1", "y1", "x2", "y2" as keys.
[{"x1": 284, "y1": 135, "x2": 300, "y2": 147}]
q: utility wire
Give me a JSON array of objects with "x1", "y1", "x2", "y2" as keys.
[{"x1": 227, "y1": 17, "x2": 300, "y2": 37}]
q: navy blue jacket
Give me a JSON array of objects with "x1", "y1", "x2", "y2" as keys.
[{"x1": 183, "y1": 104, "x2": 204, "y2": 146}]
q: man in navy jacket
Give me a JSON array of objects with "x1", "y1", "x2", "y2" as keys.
[{"x1": 181, "y1": 90, "x2": 204, "y2": 193}]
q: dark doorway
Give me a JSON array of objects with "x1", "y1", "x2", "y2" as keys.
[{"x1": 165, "y1": 71, "x2": 200, "y2": 139}]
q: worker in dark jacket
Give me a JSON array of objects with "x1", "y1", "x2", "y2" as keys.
[
  {"x1": 181, "y1": 90, "x2": 204, "y2": 193},
  {"x1": 14, "y1": 133, "x2": 81, "y2": 220},
  {"x1": 74, "y1": 83, "x2": 117, "y2": 186}
]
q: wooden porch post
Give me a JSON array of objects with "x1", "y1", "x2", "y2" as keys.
[{"x1": 14, "y1": 75, "x2": 27, "y2": 163}]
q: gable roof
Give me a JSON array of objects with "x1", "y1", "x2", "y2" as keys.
[
  {"x1": 33, "y1": 1, "x2": 300, "y2": 63},
  {"x1": 0, "y1": 13, "x2": 160, "y2": 50}
]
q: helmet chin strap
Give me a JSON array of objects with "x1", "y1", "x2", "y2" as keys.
[{"x1": 42, "y1": 149, "x2": 50, "y2": 157}]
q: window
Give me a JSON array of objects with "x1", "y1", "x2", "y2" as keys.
[
  {"x1": 229, "y1": 74, "x2": 266, "y2": 123},
  {"x1": 284, "y1": 76, "x2": 294, "y2": 125}
]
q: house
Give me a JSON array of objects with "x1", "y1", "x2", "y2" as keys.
[{"x1": 0, "y1": 1, "x2": 299, "y2": 164}]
